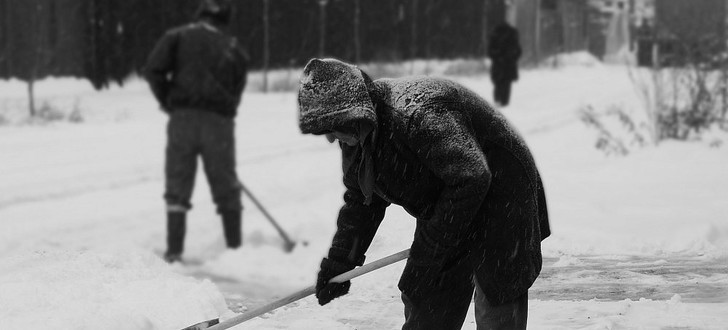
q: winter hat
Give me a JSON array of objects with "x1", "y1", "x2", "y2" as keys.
[
  {"x1": 298, "y1": 58, "x2": 376, "y2": 135},
  {"x1": 196, "y1": 0, "x2": 233, "y2": 24}
]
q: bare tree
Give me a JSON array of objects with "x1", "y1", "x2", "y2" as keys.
[
  {"x1": 318, "y1": 0, "x2": 328, "y2": 57},
  {"x1": 410, "y1": 0, "x2": 419, "y2": 59},
  {"x1": 262, "y1": 0, "x2": 270, "y2": 93},
  {"x1": 354, "y1": 0, "x2": 361, "y2": 63},
  {"x1": 27, "y1": 0, "x2": 53, "y2": 117}
]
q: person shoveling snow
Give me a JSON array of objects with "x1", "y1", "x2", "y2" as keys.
[{"x1": 296, "y1": 58, "x2": 550, "y2": 329}]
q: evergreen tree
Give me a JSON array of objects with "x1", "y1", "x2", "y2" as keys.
[{"x1": 0, "y1": 0, "x2": 508, "y2": 93}]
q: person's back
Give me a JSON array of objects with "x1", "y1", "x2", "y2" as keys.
[
  {"x1": 145, "y1": 15, "x2": 247, "y2": 118},
  {"x1": 143, "y1": 0, "x2": 248, "y2": 263},
  {"x1": 374, "y1": 76, "x2": 535, "y2": 170},
  {"x1": 488, "y1": 23, "x2": 520, "y2": 66},
  {"x1": 487, "y1": 22, "x2": 521, "y2": 107}
]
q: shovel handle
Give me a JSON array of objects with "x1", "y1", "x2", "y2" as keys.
[
  {"x1": 203, "y1": 249, "x2": 410, "y2": 330},
  {"x1": 239, "y1": 182, "x2": 297, "y2": 250},
  {"x1": 329, "y1": 248, "x2": 410, "y2": 283}
]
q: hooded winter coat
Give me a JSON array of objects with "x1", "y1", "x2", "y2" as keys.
[
  {"x1": 488, "y1": 22, "x2": 522, "y2": 83},
  {"x1": 299, "y1": 59, "x2": 549, "y2": 305},
  {"x1": 144, "y1": 21, "x2": 247, "y2": 118}
]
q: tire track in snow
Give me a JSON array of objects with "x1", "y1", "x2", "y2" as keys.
[
  {"x1": 0, "y1": 143, "x2": 331, "y2": 210},
  {"x1": 531, "y1": 256, "x2": 728, "y2": 303}
]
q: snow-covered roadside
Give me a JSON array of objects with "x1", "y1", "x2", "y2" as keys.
[{"x1": 1, "y1": 57, "x2": 727, "y2": 329}]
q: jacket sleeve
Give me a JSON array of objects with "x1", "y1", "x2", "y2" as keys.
[
  {"x1": 512, "y1": 30, "x2": 522, "y2": 60},
  {"x1": 231, "y1": 40, "x2": 249, "y2": 102},
  {"x1": 143, "y1": 31, "x2": 178, "y2": 109},
  {"x1": 327, "y1": 144, "x2": 390, "y2": 266},
  {"x1": 487, "y1": 32, "x2": 498, "y2": 59},
  {"x1": 406, "y1": 107, "x2": 491, "y2": 249}
]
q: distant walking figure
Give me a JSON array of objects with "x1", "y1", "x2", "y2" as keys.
[
  {"x1": 143, "y1": 0, "x2": 248, "y2": 263},
  {"x1": 488, "y1": 21, "x2": 522, "y2": 107}
]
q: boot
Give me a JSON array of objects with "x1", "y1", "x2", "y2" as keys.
[
  {"x1": 221, "y1": 210, "x2": 242, "y2": 249},
  {"x1": 164, "y1": 212, "x2": 186, "y2": 263}
]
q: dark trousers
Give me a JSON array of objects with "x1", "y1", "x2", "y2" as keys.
[
  {"x1": 401, "y1": 276, "x2": 528, "y2": 330},
  {"x1": 473, "y1": 281, "x2": 528, "y2": 330},
  {"x1": 492, "y1": 80, "x2": 512, "y2": 107},
  {"x1": 165, "y1": 109, "x2": 242, "y2": 214}
]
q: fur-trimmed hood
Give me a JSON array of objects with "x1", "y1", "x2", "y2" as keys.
[{"x1": 297, "y1": 58, "x2": 376, "y2": 135}]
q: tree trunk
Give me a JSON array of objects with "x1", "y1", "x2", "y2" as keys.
[
  {"x1": 722, "y1": 64, "x2": 728, "y2": 121},
  {"x1": 410, "y1": 0, "x2": 418, "y2": 59},
  {"x1": 28, "y1": 79, "x2": 36, "y2": 117},
  {"x1": 29, "y1": 0, "x2": 42, "y2": 117},
  {"x1": 481, "y1": 0, "x2": 489, "y2": 56},
  {"x1": 535, "y1": 0, "x2": 541, "y2": 64},
  {"x1": 263, "y1": 0, "x2": 270, "y2": 93},
  {"x1": 318, "y1": 0, "x2": 328, "y2": 58},
  {"x1": 354, "y1": 0, "x2": 361, "y2": 63}
]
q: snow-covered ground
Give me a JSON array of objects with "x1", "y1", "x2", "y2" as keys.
[{"x1": 1, "y1": 55, "x2": 727, "y2": 329}]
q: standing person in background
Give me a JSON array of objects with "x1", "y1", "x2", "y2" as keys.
[
  {"x1": 143, "y1": 0, "x2": 248, "y2": 263},
  {"x1": 488, "y1": 21, "x2": 522, "y2": 107},
  {"x1": 635, "y1": 19, "x2": 655, "y2": 67},
  {"x1": 298, "y1": 58, "x2": 549, "y2": 329}
]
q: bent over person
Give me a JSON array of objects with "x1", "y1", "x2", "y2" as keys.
[
  {"x1": 143, "y1": 0, "x2": 248, "y2": 263},
  {"x1": 298, "y1": 58, "x2": 549, "y2": 329}
]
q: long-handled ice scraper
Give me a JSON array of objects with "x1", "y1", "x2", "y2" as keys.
[{"x1": 182, "y1": 248, "x2": 410, "y2": 330}]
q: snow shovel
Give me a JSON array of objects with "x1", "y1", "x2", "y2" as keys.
[
  {"x1": 182, "y1": 248, "x2": 410, "y2": 330},
  {"x1": 239, "y1": 182, "x2": 296, "y2": 252}
]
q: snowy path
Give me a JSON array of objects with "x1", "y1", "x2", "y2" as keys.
[
  {"x1": 535, "y1": 256, "x2": 728, "y2": 303},
  {"x1": 2, "y1": 61, "x2": 727, "y2": 329}
]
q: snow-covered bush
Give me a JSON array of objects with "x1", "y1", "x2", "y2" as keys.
[
  {"x1": 246, "y1": 59, "x2": 492, "y2": 93},
  {"x1": 246, "y1": 68, "x2": 298, "y2": 93},
  {"x1": 541, "y1": 51, "x2": 602, "y2": 69},
  {"x1": 362, "y1": 59, "x2": 488, "y2": 78},
  {"x1": 9, "y1": 99, "x2": 87, "y2": 125},
  {"x1": 66, "y1": 98, "x2": 85, "y2": 123},
  {"x1": 579, "y1": 103, "x2": 650, "y2": 156},
  {"x1": 360, "y1": 62, "x2": 415, "y2": 79},
  {"x1": 442, "y1": 59, "x2": 489, "y2": 76},
  {"x1": 629, "y1": 59, "x2": 728, "y2": 143},
  {"x1": 30, "y1": 102, "x2": 65, "y2": 123},
  {"x1": 68, "y1": 107, "x2": 85, "y2": 123}
]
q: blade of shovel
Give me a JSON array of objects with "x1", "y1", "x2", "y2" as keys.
[{"x1": 182, "y1": 248, "x2": 410, "y2": 330}]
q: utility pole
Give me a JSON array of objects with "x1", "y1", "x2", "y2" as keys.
[
  {"x1": 263, "y1": 0, "x2": 270, "y2": 93},
  {"x1": 410, "y1": 0, "x2": 418, "y2": 60},
  {"x1": 354, "y1": 0, "x2": 361, "y2": 63},
  {"x1": 482, "y1": 0, "x2": 491, "y2": 56},
  {"x1": 535, "y1": 0, "x2": 541, "y2": 64},
  {"x1": 29, "y1": 0, "x2": 48, "y2": 117},
  {"x1": 318, "y1": 0, "x2": 328, "y2": 58}
]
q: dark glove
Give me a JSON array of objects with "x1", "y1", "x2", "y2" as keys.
[{"x1": 315, "y1": 257, "x2": 356, "y2": 306}]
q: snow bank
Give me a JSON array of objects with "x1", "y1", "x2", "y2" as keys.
[
  {"x1": 541, "y1": 51, "x2": 603, "y2": 68},
  {"x1": 541, "y1": 140, "x2": 728, "y2": 260},
  {"x1": 0, "y1": 249, "x2": 232, "y2": 330},
  {"x1": 0, "y1": 77, "x2": 95, "y2": 98}
]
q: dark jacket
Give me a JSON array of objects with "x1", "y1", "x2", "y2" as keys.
[
  {"x1": 144, "y1": 21, "x2": 248, "y2": 118},
  {"x1": 488, "y1": 23, "x2": 522, "y2": 83},
  {"x1": 298, "y1": 59, "x2": 549, "y2": 305}
]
